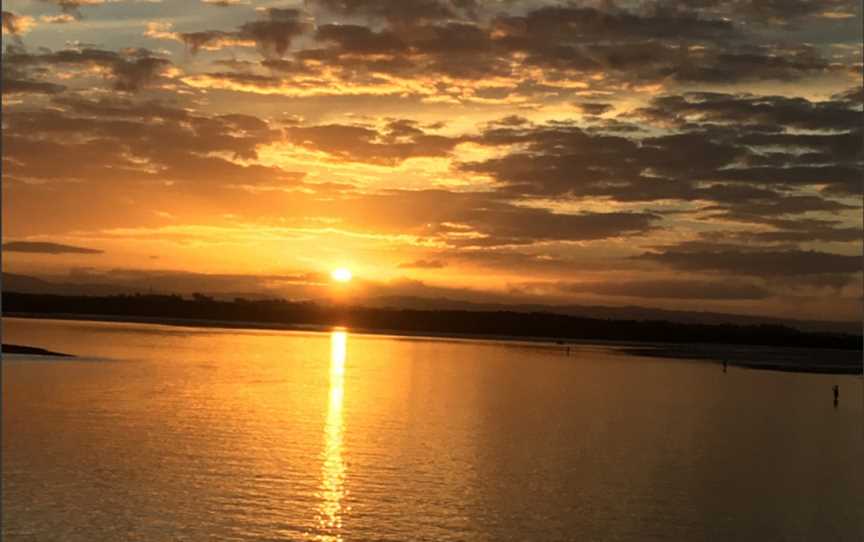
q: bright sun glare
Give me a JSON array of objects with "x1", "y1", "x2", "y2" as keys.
[{"x1": 331, "y1": 268, "x2": 353, "y2": 283}]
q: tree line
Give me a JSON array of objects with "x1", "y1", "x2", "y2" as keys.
[{"x1": 3, "y1": 291, "x2": 861, "y2": 350}]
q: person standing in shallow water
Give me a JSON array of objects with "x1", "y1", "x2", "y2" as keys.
[{"x1": 832, "y1": 385, "x2": 839, "y2": 405}]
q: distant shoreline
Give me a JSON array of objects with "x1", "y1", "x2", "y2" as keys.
[
  {"x1": 5, "y1": 312, "x2": 862, "y2": 375},
  {"x1": 1, "y1": 343, "x2": 74, "y2": 357},
  {"x1": 4, "y1": 310, "x2": 635, "y2": 347},
  {"x1": 4, "y1": 292, "x2": 860, "y2": 350},
  {"x1": 618, "y1": 345, "x2": 863, "y2": 375}
]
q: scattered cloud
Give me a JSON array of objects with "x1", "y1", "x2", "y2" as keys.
[
  {"x1": 176, "y1": 8, "x2": 311, "y2": 57},
  {"x1": 2, "y1": 0, "x2": 861, "y2": 320},
  {"x1": 2, "y1": 11, "x2": 36, "y2": 36},
  {"x1": 637, "y1": 246, "x2": 861, "y2": 278},
  {"x1": 4, "y1": 47, "x2": 175, "y2": 92},
  {"x1": 37, "y1": 0, "x2": 108, "y2": 20},
  {"x1": 399, "y1": 259, "x2": 447, "y2": 269},
  {"x1": 563, "y1": 278, "x2": 773, "y2": 300},
  {"x1": 3, "y1": 241, "x2": 104, "y2": 254}
]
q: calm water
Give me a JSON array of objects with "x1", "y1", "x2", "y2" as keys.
[{"x1": 3, "y1": 317, "x2": 862, "y2": 541}]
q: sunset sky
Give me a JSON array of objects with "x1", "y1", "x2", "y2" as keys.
[{"x1": 2, "y1": 0, "x2": 862, "y2": 321}]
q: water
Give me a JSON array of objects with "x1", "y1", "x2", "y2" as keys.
[{"x1": 3, "y1": 317, "x2": 862, "y2": 541}]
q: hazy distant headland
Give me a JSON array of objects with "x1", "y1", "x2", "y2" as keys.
[
  {"x1": 5, "y1": 292, "x2": 861, "y2": 358},
  {"x1": 4, "y1": 272, "x2": 859, "y2": 335},
  {"x1": 1, "y1": 343, "x2": 73, "y2": 357}
]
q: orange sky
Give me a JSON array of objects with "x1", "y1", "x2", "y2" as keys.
[{"x1": 2, "y1": 0, "x2": 862, "y2": 321}]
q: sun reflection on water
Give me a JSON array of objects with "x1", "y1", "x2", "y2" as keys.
[{"x1": 318, "y1": 330, "x2": 347, "y2": 540}]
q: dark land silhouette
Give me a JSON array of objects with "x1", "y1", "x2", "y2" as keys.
[
  {"x1": 4, "y1": 273, "x2": 859, "y2": 334},
  {"x1": 1, "y1": 343, "x2": 73, "y2": 357},
  {"x1": 4, "y1": 292, "x2": 862, "y2": 357}
]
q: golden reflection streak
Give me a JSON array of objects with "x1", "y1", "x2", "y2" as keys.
[{"x1": 318, "y1": 330, "x2": 347, "y2": 540}]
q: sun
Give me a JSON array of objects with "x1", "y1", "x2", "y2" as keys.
[{"x1": 331, "y1": 268, "x2": 353, "y2": 283}]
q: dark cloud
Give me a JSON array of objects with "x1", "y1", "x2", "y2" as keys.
[
  {"x1": 285, "y1": 120, "x2": 461, "y2": 164},
  {"x1": 190, "y1": 2, "x2": 842, "y2": 98},
  {"x1": 688, "y1": 215, "x2": 862, "y2": 244},
  {"x1": 4, "y1": 47, "x2": 174, "y2": 92},
  {"x1": 2, "y1": 10, "x2": 29, "y2": 35},
  {"x1": 672, "y1": 45, "x2": 833, "y2": 83},
  {"x1": 308, "y1": 0, "x2": 477, "y2": 25},
  {"x1": 37, "y1": 0, "x2": 106, "y2": 20},
  {"x1": 660, "y1": 0, "x2": 860, "y2": 26},
  {"x1": 833, "y1": 86, "x2": 864, "y2": 104},
  {"x1": 193, "y1": 70, "x2": 286, "y2": 88},
  {"x1": 308, "y1": 0, "x2": 857, "y2": 31},
  {"x1": 492, "y1": 5, "x2": 736, "y2": 43},
  {"x1": 399, "y1": 259, "x2": 447, "y2": 269},
  {"x1": 484, "y1": 6, "x2": 833, "y2": 84},
  {"x1": 465, "y1": 124, "x2": 748, "y2": 200},
  {"x1": 1, "y1": 97, "x2": 300, "y2": 190},
  {"x1": 585, "y1": 119, "x2": 644, "y2": 134},
  {"x1": 737, "y1": 132, "x2": 863, "y2": 163},
  {"x1": 5, "y1": 82, "x2": 855, "y2": 257},
  {"x1": 463, "y1": 90, "x2": 862, "y2": 210},
  {"x1": 708, "y1": 165, "x2": 861, "y2": 193},
  {"x1": 637, "y1": 247, "x2": 861, "y2": 277},
  {"x1": 3, "y1": 241, "x2": 103, "y2": 254},
  {"x1": 636, "y1": 92, "x2": 862, "y2": 132},
  {"x1": 315, "y1": 23, "x2": 406, "y2": 54},
  {"x1": 328, "y1": 189, "x2": 662, "y2": 247},
  {"x1": 52, "y1": 96, "x2": 192, "y2": 121},
  {"x1": 180, "y1": 8, "x2": 311, "y2": 57},
  {"x1": 201, "y1": 0, "x2": 248, "y2": 6},
  {"x1": 112, "y1": 55, "x2": 174, "y2": 92},
  {"x1": 701, "y1": 195, "x2": 858, "y2": 219},
  {"x1": 180, "y1": 30, "x2": 236, "y2": 54},
  {"x1": 240, "y1": 8, "x2": 311, "y2": 57},
  {"x1": 299, "y1": 20, "x2": 506, "y2": 81},
  {"x1": 744, "y1": 227, "x2": 862, "y2": 243},
  {"x1": 45, "y1": 267, "x2": 319, "y2": 297},
  {"x1": 2, "y1": 11, "x2": 33, "y2": 50},
  {"x1": 464, "y1": 124, "x2": 640, "y2": 196},
  {"x1": 577, "y1": 102, "x2": 613, "y2": 116},
  {"x1": 459, "y1": 208, "x2": 661, "y2": 246},
  {"x1": 433, "y1": 249, "x2": 624, "y2": 274},
  {"x1": 1, "y1": 78, "x2": 66, "y2": 95},
  {"x1": 562, "y1": 278, "x2": 772, "y2": 300},
  {"x1": 3, "y1": 0, "x2": 860, "y2": 321}
]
